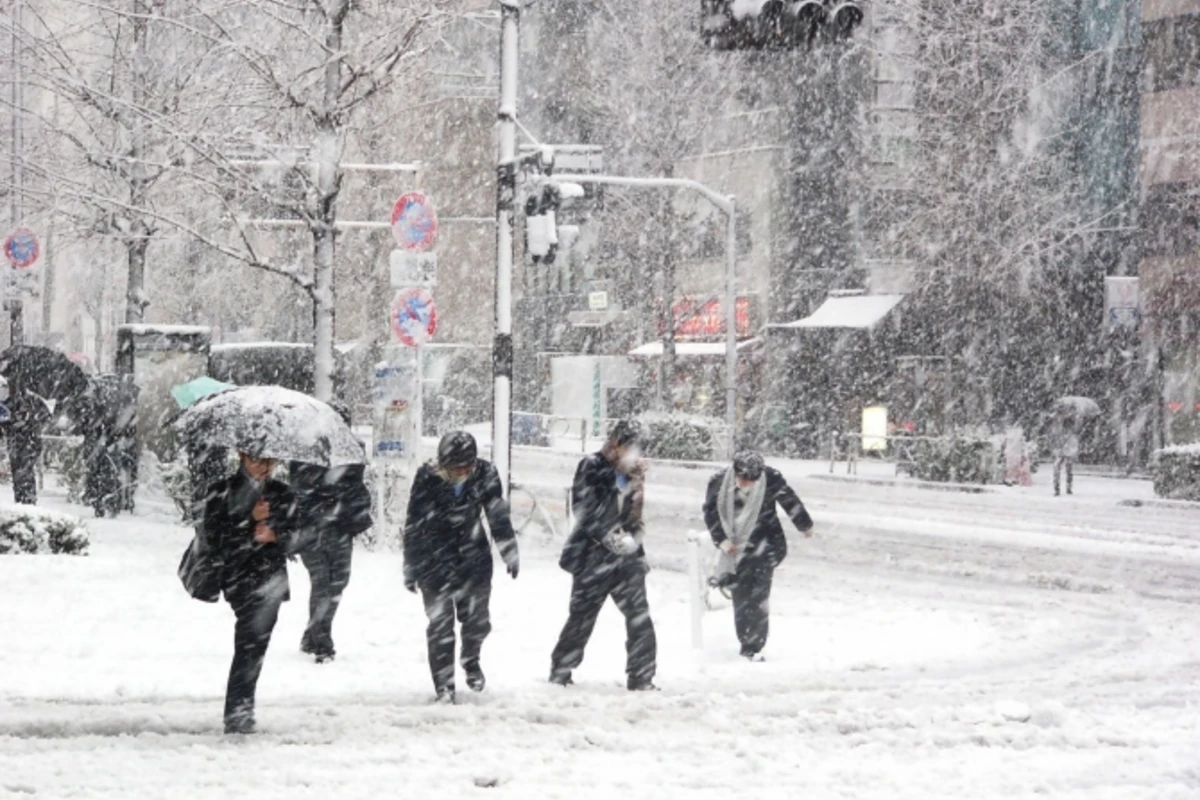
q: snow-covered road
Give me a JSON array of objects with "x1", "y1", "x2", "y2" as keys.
[{"x1": 1, "y1": 458, "x2": 1197, "y2": 799}]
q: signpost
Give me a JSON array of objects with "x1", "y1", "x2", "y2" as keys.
[
  {"x1": 4, "y1": 227, "x2": 40, "y2": 300},
  {"x1": 375, "y1": 193, "x2": 440, "y2": 535},
  {"x1": 391, "y1": 192, "x2": 438, "y2": 252}
]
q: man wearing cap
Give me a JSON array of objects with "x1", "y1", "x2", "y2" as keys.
[
  {"x1": 403, "y1": 431, "x2": 519, "y2": 703},
  {"x1": 550, "y1": 419, "x2": 658, "y2": 691},
  {"x1": 703, "y1": 451, "x2": 813, "y2": 662}
]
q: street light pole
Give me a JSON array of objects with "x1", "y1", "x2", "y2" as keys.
[
  {"x1": 493, "y1": 0, "x2": 520, "y2": 495},
  {"x1": 549, "y1": 172, "x2": 740, "y2": 458}
]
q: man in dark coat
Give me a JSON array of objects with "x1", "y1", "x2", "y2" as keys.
[
  {"x1": 293, "y1": 461, "x2": 372, "y2": 663},
  {"x1": 703, "y1": 451, "x2": 813, "y2": 661},
  {"x1": 403, "y1": 431, "x2": 519, "y2": 703},
  {"x1": 550, "y1": 419, "x2": 658, "y2": 691},
  {"x1": 201, "y1": 451, "x2": 298, "y2": 734}
]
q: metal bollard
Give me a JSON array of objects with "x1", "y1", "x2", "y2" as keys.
[{"x1": 686, "y1": 531, "x2": 705, "y2": 649}]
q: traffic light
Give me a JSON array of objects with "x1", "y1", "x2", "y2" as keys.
[
  {"x1": 525, "y1": 184, "x2": 560, "y2": 265},
  {"x1": 701, "y1": 0, "x2": 864, "y2": 51}
]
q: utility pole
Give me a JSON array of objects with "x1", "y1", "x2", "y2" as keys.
[
  {"x1": 494, "y1": 0, "x2": 519, "y2": 495},
  {"x1": 8, "y1": 0, "x2": 24, "y2": 346}
]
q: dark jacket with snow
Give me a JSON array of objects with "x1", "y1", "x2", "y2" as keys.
[
  {"x1": 201, "y1": 470, "x2": 299, "y2": 602},
  {"x1": 289, "y1": 462, "x2": 373, "y2": 548},
  {"x1": 559, "y1": 452, "x2": 646, "y2": 576},
  {"x1": 403, "y1": 459, "x2": 516, "y2": 590},
  {"x1": 702, "y1": 466, "x2": 812, "y2": 569}
]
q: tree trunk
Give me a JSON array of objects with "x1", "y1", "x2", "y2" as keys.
[
  {"x1": 657, "y1": 167, "x2": 678, "y2": 411},
  {"x1": 124, "y1": 0, "x2": 149, "y2": 324},
  {"x1": 312, "y1": 2, "x2": 346, "y2": 403}
]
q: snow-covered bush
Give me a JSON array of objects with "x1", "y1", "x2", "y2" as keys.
[
  {"x1": 1153, "y1": 445, "x2": 1200, "y2": 501},
  {"x1": 0, "y1": 505, "x2": 89, "y2": 555},
  {"x1": 912, "y1": 438, "x2": 995, "y2": 485},
  {"x1": 640, "y1": 413, "x2": 725, "y2": 462}
]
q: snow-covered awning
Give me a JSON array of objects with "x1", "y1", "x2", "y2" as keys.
[
  {"x1": 628, "y1": 338, "x2": 761, "y2": 357},
  {"x1": 773, "y1": 294, "x2": 905, "y2": 330}
]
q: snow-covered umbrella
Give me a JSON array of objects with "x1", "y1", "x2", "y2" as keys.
[
  {"x1": 174, "y1": 385, "x2": 365, "y2": 467},
  {"x1": 1053, "y1": 396, "x2": 1101, "y2": 418}
]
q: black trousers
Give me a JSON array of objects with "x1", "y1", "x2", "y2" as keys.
[
  {"x1": 300, "y1": 532, "x2": 354, "y2": 655},
  {"x1": 730, "y1": 559, "x2": 774, "y2": 656},
  {"x1": 420, "y1": 577, "x2": 492, "y2": 693},
  {"x1": 551, "y1": 559, "x2": 656, "y2": 686},
  {"x1": 9, "y1": 436, "x2": 39, "y2": 505},
  {"x1": 224, "y1": 578, "x2": 285, "y2": 726}
]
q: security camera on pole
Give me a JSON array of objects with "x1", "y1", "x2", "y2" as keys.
[{"x1": 372, "y1": 191, "x2": 438, "y2": 533}]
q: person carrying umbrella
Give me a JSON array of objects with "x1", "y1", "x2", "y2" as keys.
[
  {"x1": 1049, "y1": 408, "x2": 1081, "y2": 496},
  {"x1": 0, "y1": 346, "x2": 88, "y2": 505},
  {"x1": 403, "y1": 431, "x2": 519, "y2": 704},
  {"x1": 175, "y1": 385, "x2": 366, "y2": 732}
]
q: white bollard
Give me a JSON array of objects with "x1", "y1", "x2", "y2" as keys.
[{"x1": 686, "y1": 531, "x2": 705, "y2": 649}]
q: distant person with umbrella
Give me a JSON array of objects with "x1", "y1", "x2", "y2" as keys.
[
  {"x1": 293, "y1": 402, "x2": 373, "y2": 663},
  {"x1": 0, "y1": 346, "x2": 88, "y2": 505},
  {"x1": 175, "y1": 385, "x2": 367, "y2": 733},
  {"x1": 1049, "y1": 396, "x2": 1097, "y2": 497}
]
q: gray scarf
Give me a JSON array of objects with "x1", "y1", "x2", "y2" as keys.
[{"x1": 713, "y1": 467, "x2": 766, "y2": 578}]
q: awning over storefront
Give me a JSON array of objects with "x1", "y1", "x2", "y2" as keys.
[
  {"x1": 628, "y1": 338, "x2": 761, "y2": 357},
  {"x1": 773, "y1": 294, "x2": 905, "y2": 330}
]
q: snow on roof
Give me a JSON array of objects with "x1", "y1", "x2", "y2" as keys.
[
  {"x1": 774, "y1": 294, "x2": 906, "y2": 330},
  {"x1": 629, "y1": 338, "x2": 761, "y2": 357},
  {"x1": 119, "y1": 324, "x2": 211, "y2": 336},
  {"x1": 731, "y1": 0, "x2": 771, "y2": 19},
  {"x1": 211, "y1": 342, "x2": 312, "y2": 352}
]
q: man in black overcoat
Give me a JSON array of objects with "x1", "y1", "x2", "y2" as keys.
[
  {"x1": 703, "y1": 451, "x2": 813, "y2": 661},
  {"x1": 201, "y1": 450, "x2": 298, "y2": 734},
  {"x1": 403, "y1": 431, "x2": 518, "y2": 703},
  {"x1": 549, "y1": 419, "x2": 658, "y2": 691}
]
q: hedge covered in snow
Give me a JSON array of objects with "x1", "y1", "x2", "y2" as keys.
[
  {"x1": 0, "y1": 504, "x2": 90, "y2": 555},
  {"x1": 1153, "y1": 446, "x2": 1200, "y2": 501}
]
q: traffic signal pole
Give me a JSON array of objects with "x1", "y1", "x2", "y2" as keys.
[
  {"x1": 549, "y1": 173, "x2": 739, "y2": 458},
  {"x1": 493, "y1": 0, "x2": 520, "y2": 495}
]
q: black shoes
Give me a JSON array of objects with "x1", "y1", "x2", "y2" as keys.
[
  {"x1": 741, "y1": 651, "x2": 765, "y2": 663},
  {"x1": 314, "y1": 651, "x2": 335, "y2": 664},
  {"x1": 627, "y1": 679, "x2": 660, "y2": 692},
  {"x1": 548, "y1": 670, "x2": 574, "y2": 687},
  {"x1": 435, "y1": 686, "x2": 457, "y2": 705},
  {"x1": 466, "y1": 666, "x2": 486, "y2": 692}
]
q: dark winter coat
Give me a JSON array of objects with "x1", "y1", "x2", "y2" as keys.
[
  {"x1": 403, "y1": 459, "x2": 516, "y2": 590},
  {"x1": 703, "y1": 466, "x2": 813, "y2": 569},
  {"x1": 201, "y1": 470, "x2": 299, "y2": 602},
  {"x1": 559, "y1": 452, "x2": 646, "y2": 576},
  {"x1": 289, "y1": 462, "x2": 373, "y2": 547}
]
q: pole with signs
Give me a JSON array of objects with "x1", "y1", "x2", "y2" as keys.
[{"x1": 494, "y1": 0, "x2": 520, "y2": 497}]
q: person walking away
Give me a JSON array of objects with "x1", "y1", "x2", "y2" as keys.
[
  {"x1": 202, "y1": 450, "x2": 298, "y2": 734},
  {"x1": 6, "y1": 388, "x2": 49, "y2": 505},
  {"x1": 703, "y1": 451, "x2": 813, "y2": 661},
  {"x1": 1050, "y1": 410, "x2": 1080, "y2": 496},
  {"x1": 550, "y1": 419, "x2": 658, "y2": 691},
  {"x1": 293, "y1": 461, "x2": 372, "y2": 662},
  {"x1": 403, "y1": 431, "x2": 519, "y2": 703}
]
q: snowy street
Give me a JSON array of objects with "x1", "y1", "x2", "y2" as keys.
[{"x1": 1, "y1": 455, "x2": 1197, "y2": 798}]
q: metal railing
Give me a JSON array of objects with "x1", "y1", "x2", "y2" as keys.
[{"x1": 829, "y1": 431, "x2": 996, "y2": 479}]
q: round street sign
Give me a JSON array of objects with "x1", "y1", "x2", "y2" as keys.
[
  {"x1": 4, "y1": 228, "x2": 40, "y2": 268},
  {"x1": 391, "y1": 192, "x2": 438, "y2": 252},
  {"x1": 390, "y1": 287, "x2": 437, "y2": 347}
]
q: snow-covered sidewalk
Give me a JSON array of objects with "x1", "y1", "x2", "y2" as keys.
[{"x1": 0, "y1": 468, "x2": 1198, "y2": 799}]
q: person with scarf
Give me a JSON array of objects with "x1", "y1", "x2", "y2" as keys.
[
  {"x1": 201, "y1": 450, "x2": 299, "y2": 734},
  {"x1": 403, "y1": 431, "x2": 518, "y2": 704},
  {"x1": 703, "y1": 451, "x2": 813, "y2": 661},
  {"x1": 550, "y1": 419, "x2": 658, "y2": 691}
]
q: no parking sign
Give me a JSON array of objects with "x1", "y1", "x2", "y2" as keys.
[{"x1": 390, "y1": 287, "x2": 437, "y2": 347}]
